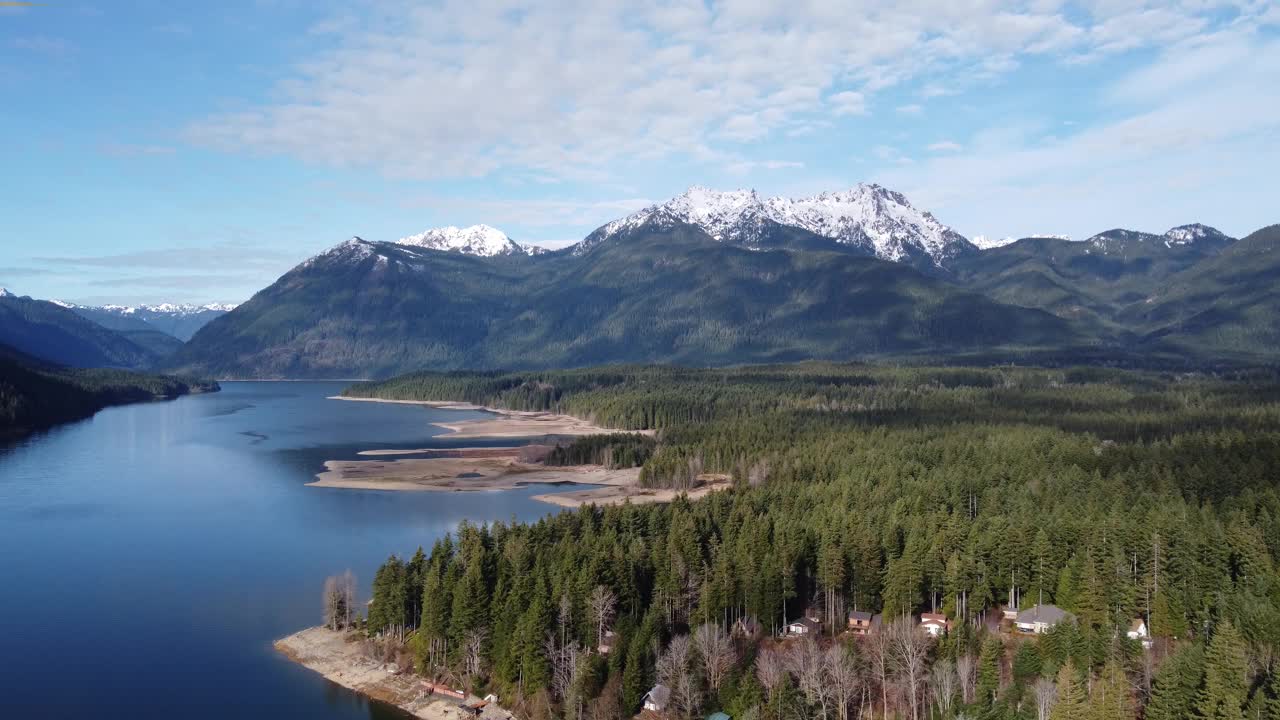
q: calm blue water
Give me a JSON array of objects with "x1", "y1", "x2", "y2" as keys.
[{"x1": 0, "y1": 382, "x2": 565, "y2": 718}]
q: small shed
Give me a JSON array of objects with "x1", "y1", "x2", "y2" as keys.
[
  {"x1": 919, "y1": 613, "x2": 950, "y2": 637},
  {"x1": 786, "y1": 617, "x2": 822, "y2": 636}
]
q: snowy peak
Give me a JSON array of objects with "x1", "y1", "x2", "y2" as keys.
[
  {"x1": 396, "y1": 224, "x2": 524, "y2": 257},
  {"x1": 972, "y1": 234, "x2": 1070, "y2": 250},
  {"x1": 1163, "y1": 224, "x2": 1230, "y2": 247},
  {"x1": 581, "y1": 183, "x2": 973, "y2": 267},
  {"x1": 0, "y1": 287, "x2": 15, "y2": 298}
]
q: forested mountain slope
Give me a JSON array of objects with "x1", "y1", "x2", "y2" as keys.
[
  {"x1": 171, "y1": 226, "x2": 1079, "y2": 378},
  {"x1": 0, "y1": 293, "x2": 168, "y2": 369},
  {"x1": 0, "y1": 344, "x2": 219, "y2": 437},
  {"x1": 350, "y1": 363, "x2": 1280, "y2": 720}
]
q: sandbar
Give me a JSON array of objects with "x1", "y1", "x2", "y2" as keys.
[{"x1": 328, "y1": 395, "x2": 653, "y2": 440}]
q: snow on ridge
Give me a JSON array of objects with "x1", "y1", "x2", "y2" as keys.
[
  {"x1": 579, "y1": 184, "x2": 972, "y2": 266},
  {"x1": 396, "y1": 224, "x2": 523, "y2": 257}
]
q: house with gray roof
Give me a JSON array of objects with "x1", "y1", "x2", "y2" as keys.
[{"x1": 1015, "y1": 604, "x2": 1073, "y2": 634}]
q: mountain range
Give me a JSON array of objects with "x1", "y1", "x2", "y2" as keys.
[{"x1": 7, "y1": 183, "x2": 1275, "y2": 380}]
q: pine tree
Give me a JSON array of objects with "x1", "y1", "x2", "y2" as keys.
[
  {"x1": 976, "y1": 634, "x2": 1004, "y2": 706},
  {"x1": 1196, "y1": 619, "x2": 1249, "y2": 720},
  {"x1": 1144, "y1": 644, "x2": 1204, "y2": 720},
  {"x1": 1049, "y1": 662, "x2": 1088, "y2": 720},
  {"x1": 1085, "y1": 661, "x2": 1133, "y2": 720}
]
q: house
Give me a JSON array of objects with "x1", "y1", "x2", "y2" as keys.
[
  {"x1": 786, "y1": 617, "x2": 822, "y2": 636},
  {"x1": 847, "y1": 610, "x2": 874, "y2": 635},
  {"x1": 919, "y1": 613, "x2": 950, "y2": 637},
  {"x1": 1127, "y1": 618, "x2": 1152, "y2": 647},
  {"x1": 598, "y1": 630, "x2": 616, "y2": 654},
  {"x1": 1015, "y1": 605, "x2": 1073, "y2": 634},
  {"x1": 644, "y1": 684, "x2": 671, "y2": 713},
  {"x1": 707, "y1": 713, "x2": 732, "y2": 720},
  {"x1": 1002, "y1": 605, "x2": 1020, "y2": 621}
]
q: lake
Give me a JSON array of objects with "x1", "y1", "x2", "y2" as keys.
[{"x1": 0, "y1": 382, "x2": 565, "y2": 718}]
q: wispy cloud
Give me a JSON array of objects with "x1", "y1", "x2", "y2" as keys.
[
  {"x1": 186, "y1": 0, "x2": 1258, "y2": 183},
  {"x1": 926, "y1": 140, "x2": 963, "y2": 152}
]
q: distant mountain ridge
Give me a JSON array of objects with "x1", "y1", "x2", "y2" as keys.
[
  {"x1": 61, "y1": 301, "x2": 236, "y2": 341},
  {"x1": 0, "y1": 292, "x2": 171, "y2": 369}
]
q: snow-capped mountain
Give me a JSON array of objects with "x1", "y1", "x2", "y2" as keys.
[
  {"x1": 61, "y1": 301, "x2": 239, "y2": 341},
  {"x1": 578, "y1": 184, "x2": 976, "y2": 267},
  {"x1": 1085, "y1": 225, "x2": 1234, "y2": 252},
  {"x1": 396, "y1": 224, "x2": 527, "y2": 257},
  {"x1": 0, "y1": 287, "x2": 16, "y2": 298},
  {"x1": 971, "y1": 233, "x2": 1071, "y2": 250}
]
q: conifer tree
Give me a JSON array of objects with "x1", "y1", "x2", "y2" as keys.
[{"x1": 1196, "y1": 619, "x2": 1249, "y2": 720}]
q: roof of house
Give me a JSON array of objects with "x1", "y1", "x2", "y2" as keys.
[
  {"x1": 789, "y1": 617, "x2": 822, "y2": 631},
  {"x1": 645, "y1": 685, "x2": 671, "y2": 705},
  {"x1": 920, "y1": 613, "x2": 947, "y2": 624},
  {"x1": 1130, "y1": 618, "x2": 1147, "y2": 632},
  {"x1": 1016, "y1": 604, "x2": 1072, "y2": 625},
  {"x1": 707, "y1": 713, "x2": 732, "y2": 720},
  {"x1": 848, "y1": 610, "x2": 873, "y2": 622}
]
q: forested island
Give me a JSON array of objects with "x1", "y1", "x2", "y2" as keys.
[
  {"x1": 327, "y1": 364, "x2": 1280, "y2": 720},
  {"x1": 0, "y1": 352, "x2": 219, "y2": 438}
]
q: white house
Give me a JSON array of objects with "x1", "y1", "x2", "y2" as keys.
[
  {"x1": 644, "y1": 684, "x2": 671, "y2": 713},
  {"x1": 1015, "y1": 604, "x2": 1073, "y2": 634},
  {"x1": 1127, "y1": 618, "x2": 1152, "y2": 647},
  {"x1": 786, "y1": 617, "x2": 822, "y2": 636},
  {"x1": 919, "y1": 613, "x2": 950, "y2": 637}
]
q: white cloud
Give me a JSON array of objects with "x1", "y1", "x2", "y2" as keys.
[
  {"x1": 828, "y1": 90, "x2": 868, "y2": 117},
  {"x1": 873, "y1": 27, "x2": 1280, "y2": 239},
  {"x1": 927, "y1": 140, "x2": 963, "y2": 152},
  {"x1": 725, "y1": 159, "x2": 805, "y2": 175},
  {"x1": 187, "y1": 0, "x2": 1261, "y2": 182},
  {"x1": 896, "y1": 103, "x2": 924, "y2": 115}
]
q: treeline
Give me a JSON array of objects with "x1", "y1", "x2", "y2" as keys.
[
  {"x1": 356, "y1": 363, "x2": 1280, "y2": 720},
  {"x1": 0, "y1": 353, "x2": 218, "y2": 436},
  {"x1": 546, "y1": 433, "x2": 656, "y2": 469}
]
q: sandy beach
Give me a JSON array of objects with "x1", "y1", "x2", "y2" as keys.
[
  {"x1": 276, "y1": 627, "x2": 509, "y2": 720},
  {"x1": 328, "y1": 395, "x2": 653, "y2": 440},
  {"x1": 310, "y1": 455, "x2": 641, "y2": 493}
]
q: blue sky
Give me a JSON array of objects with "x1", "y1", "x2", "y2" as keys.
[{"x1": 2, "y1": 0, "x2": 1277, "y2": 305}]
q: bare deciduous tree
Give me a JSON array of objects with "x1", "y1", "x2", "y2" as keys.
[
  {"x1": 823, "y1": 643, "x2": 862, "y2": 720},
  {"x1": 462, "y1": 628, "x2": 487, "y2": 690},
  {"x1": 322, "y1": 570, "x2": 357, "y2": 631},
  {"x1": 1032, "y1": 676, "x2": 1057, "y2": 720},
  {"x1": 694, "y1": 623, "x2": 736, "y2": 691},
  {"x1": 956, "y1": 653, "x2": 977, "y2": 706},
  {"x1": 589, "y1": 585, "x2": 617, "y2": 649},
  {"x1": 756, "y1": 646, "x2": 787, "y2": 703},
  {"x1": 657, "y1": 635, "x2": 700, "y2": 719},
  {"x1": 929, "y1": 658, "x2": 958, "y2": 719},
  {"x1": 546, "y1": 633, "x2": 584, "y2": 713},
  {"x1": 866, "y1": 629, "x2": 893, "y2": 720},
  {"x1": 787, "y1": 635, "x2": 834, "y2": 720},
  {"x1": 887, "y1": 619, "x2": 931, "y2": 720}
]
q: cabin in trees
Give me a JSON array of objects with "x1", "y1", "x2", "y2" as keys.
[
  {"x1": 1015, "y1": 604, "x2": 1073, "y2": 634},
  {"x1": 786, "y1": 614, "x2": 823, "y2": 636},
  {"x1": 598, "y1": 630, "x2": 616, "y2": 654},
  {"x1": 643, "y1": 685, "x2": 671, "y2": 713},
  {"x1": 1128, "y1": 618, "x2": 1152, "y2": 647},
  {"x1": 847, "y1": 610, "x2": 874, "y2": 635},
  {"x1": 919, "y1": 612, "x2": 951, "y2": 637}
]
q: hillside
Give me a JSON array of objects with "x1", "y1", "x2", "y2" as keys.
[
  {"x1": 0, "y1": 293, "x2": 166, "y2": 369},
  {"x1": 1128, "y1": 225, "x2": 1280, "y2": 356},
  {"x1": 949, "y1": 225, "x2": 1236, "y2": 334},
  {"x1": 170, "y1": 224, "x2": 1078, "y2": 378},
  {"x1": 0, "y1": 346, "x2": 219, "y2": 437}
]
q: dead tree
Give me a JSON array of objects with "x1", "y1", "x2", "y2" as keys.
[
  {"x1": 956, "y1": 653, "x2": 977, "y2": 706},
  {"x1": 322, "y1": 570, "x2": 357, "y2": 630},
  {"x1": 463, "y1": 628, "x2": 488, "y2": 691},
  {"x1": 756, "y1": 645, "x2": 787, "y2": 703}
]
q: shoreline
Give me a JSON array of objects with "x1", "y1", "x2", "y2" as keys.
[
  {"x1": 328, "y1": 395, "x2": 654, "y2": 440},
  {"x1": 276, "y1": 627, "x2": 508, "y2": 719}
]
